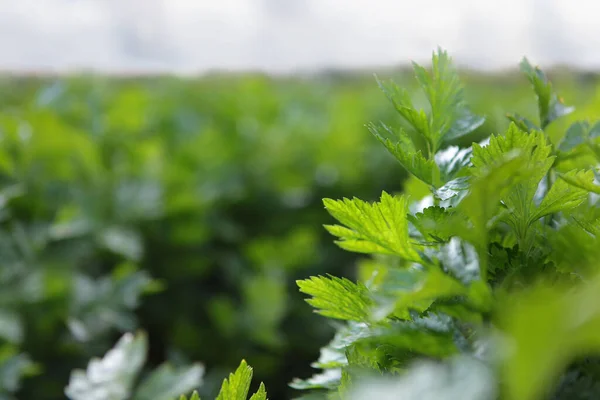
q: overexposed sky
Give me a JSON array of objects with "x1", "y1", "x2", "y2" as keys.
[{"x1": 0, "y1": 0, "x2": 599, "y2": 74}]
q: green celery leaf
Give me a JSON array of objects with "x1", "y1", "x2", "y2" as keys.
[
  {"x1": 375, "y1": 78, "x2": 431, "y2": 141},
  {"x1": 407, "y1": 206, "x2": 454, "y2": 243},
  {"x1": 248, "y1": 383, "x2": 268, "y2": 400},
  {"x1": 323, "y1": 192, "x2": 421, "y2": 261},
  {"x1": 506, "y1": 113, "x2": 541, "y2": 133},
  {"x1": 412, "y1": 49, "x2": 484, "y2": 148},
  {"x1": 368, "y1": 122, "x2": 441, "y2": 187},
  {"x1": 531, "y1": 170, "x2": 594, "y2": 221},
  {"x1": 216, "y1": 360, "x2": 266, "y2": 400},
  {"x1": 372, "y1": 266, "x2": 467, "y2": 321},
  {"x1": 456, "y1": 151, "x2": 530, "y2": 276},
  {"x1": 435, "y1": 146, "x2": 473, "y2": 181},
  {"x1": 443, "y1": 109, "x2": 486, "y2": 144},
  {"x1": 471, "y1": 124, "x2": 554, "y2": 234},
  {"x1": 434, "y1": 177, "x2": 470, "y2": 204},
  {"x1": 375, "y1": 49, "x2": 483, "y2": 155},
  {"x1": 520, "y1": 58, "x2": 574, "y2": 128},
  {"x1": 297, "y1": 275, "x2": 373, "y2": 322},
  {"x1": 559, "y1": 121, "x2": 590, "y2": 152},
  {"x1": 353, "y1": 317, "x2": 458, "y2": 359},
  {"x1": 556, "y1": 169, "x2": 600, "y2": 195}
]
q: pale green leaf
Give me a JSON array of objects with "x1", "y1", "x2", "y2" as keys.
[{"x1": 323, "y1": 191, "x2": 421, "y2": 261}]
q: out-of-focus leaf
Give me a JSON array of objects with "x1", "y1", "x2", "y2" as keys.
[
  {"x1": 97, "y1": 226, "x2": 143, "y2": 262},
  {"x1": 506, "y1": 113, "x2": 541, "y2": 132},
  {"x1": 243, "y1": 273, "x2": 286, "y2": 346},
  {"x1": 0, "y1": 310, "x2": 22, "y2": 344},
  {"x1": 372, "y1": 266, "x2": 466, "y2": 321},
  {"x1": 133, "y1": 363, "x2": 204, "y2": 400},
  {"x1": 347, "y1": 356, "x2": 495, "y2": 400},
  {"x1": 532, "y1": 170, "x2": 593, "y2": 221},
  {"x1": 64, "y1": 332, "x2": 147, "y2": 400},
  {"x1": 589, "y1": 121, "x2": 600, "y2": 139},
  {"x1": 520, "y1": 58, "x2": 574, "y2": 128},
  {"x1": 178, "y1": 391, "x2": 200, "y2": 400},
  {"x1": 557, "y1": 169, "x2": 600, "y2": 195},
  {"x1": 559, "y1": 121, "x2": 589, "y2": 152},
  {"x1": 0, "y1": 350, "x2": 38, "y2": 394},
  {"x1": 497, "y1": 273, "x2": 600, "y2": 400},
  {"x1": 289, "y1": 369, "x2": 342, "y2": 391}
]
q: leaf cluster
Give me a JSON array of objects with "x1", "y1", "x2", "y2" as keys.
[{"x1": 296, "y1": 50, "x2": 600, "y2": 400}]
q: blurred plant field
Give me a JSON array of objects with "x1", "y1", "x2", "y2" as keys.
[{"x1": 0, "y1": 68, "x2": 599, "y2": 399}]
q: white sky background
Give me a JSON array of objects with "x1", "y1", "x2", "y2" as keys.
[{"x1": 0, "y1": 0, "x2": 599, "y2": 74}]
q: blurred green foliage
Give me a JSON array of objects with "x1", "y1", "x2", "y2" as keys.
[{"x1": 0, "y1": 68, "x2": 598, "y2": 399}]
